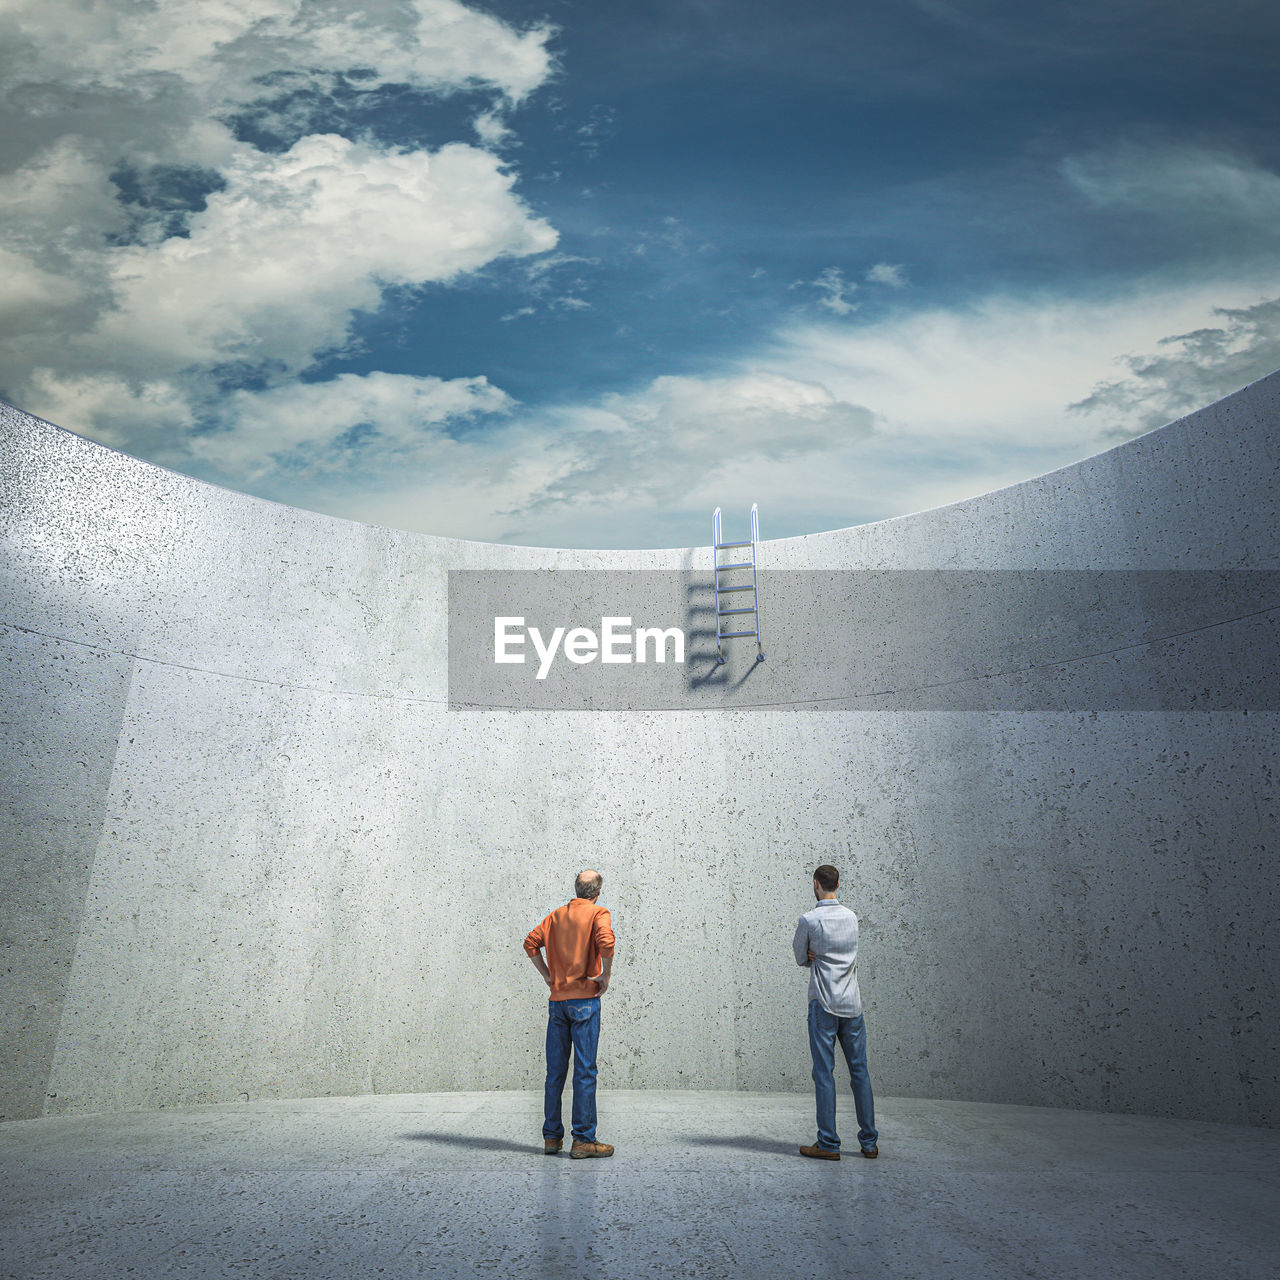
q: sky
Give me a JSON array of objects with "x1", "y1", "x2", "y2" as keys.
[{"x1": 1, "y1": 0, "x2": 1278, "y2": 549}]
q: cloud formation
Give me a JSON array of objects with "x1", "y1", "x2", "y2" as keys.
[
  {"x1": 3, "y1": 6, "x2": 1278, "y2": 550},
  {"x1": 194, "y1": 371, "x2": 513, "y2": 482},
  {"x1": 528, "y1": 372, "x2": 876, "y2": 513},
  {"x1": 95, "y1": 135, "x2": 555, "y2": 376},
  {"x1": 1070, "y1": 296, "x2": 1280, "y2": 437},
  {"x1": 1062, "y1": 143, "x2": 1280, "y2": 234},
  {"x1": 328, "y1": 275, "x2": 1280, "y2": 546},
  {"x1": 802, "y1": 267, "x2": 859, "y2": 316},
  {"x1": 866, "y1": 263, "x2": 908, "y2": 288},
  {"x1": 0, "y1": 0, "x2": 557, "y2": 454},
  {"x1": 0, "y1": 0, "x2": 552, "y2": 115},
  {"x1": 260, "y1": 370, "x2": 874, "y2": 546}
]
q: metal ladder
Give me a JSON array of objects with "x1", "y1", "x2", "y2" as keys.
[{"x1": 712, "y1": 504, "x2": 765, "y2": 665}]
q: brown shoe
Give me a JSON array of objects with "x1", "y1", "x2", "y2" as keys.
[
  {"x1": 544, "y1": 1138, "x2": 563, "y2": 1155},
  {"x1": 799, "y1": 1144, "x2": 840, "y2": 1161},
  {"x1": 861, "y1": 1146, "x2": 879, "y2": 1159},
  {"x1": 570, "y1": 1139, "x2": 614, "y2": 1160}
]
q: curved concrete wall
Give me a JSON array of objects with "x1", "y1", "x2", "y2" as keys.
[{"x1": 2, "y1": 376, "x2": 1277, "y2": 1124}]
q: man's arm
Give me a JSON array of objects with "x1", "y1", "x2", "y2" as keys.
[
  {"x1": 792, "y1": 916, "x2": 812, "y2": 968},
  {"x1": 524, "y1": 920, "x2": 551, "y2": 988},
  {"x1": 528, "y1": 950, "x2": 552, "y2": 988},
  {"x1": 591, "y1": 907, "x2": 616, "y2": 995}
]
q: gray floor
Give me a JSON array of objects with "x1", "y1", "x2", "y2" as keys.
[{"x1": 2, "y1": 1090, "x2": 1278, "y2": 1279}]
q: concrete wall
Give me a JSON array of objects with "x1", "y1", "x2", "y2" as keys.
[{"x1": 1, "y1": 375, "x2": 1277, "y2": 1124}]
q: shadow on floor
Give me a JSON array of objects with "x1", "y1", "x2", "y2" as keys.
[
  {"x1": 683, "y1": 1134, "x2": 801, "y2": 1155},
  {"x1": 401, "y1": 1132, "x2": 538, "y2": 1154}
]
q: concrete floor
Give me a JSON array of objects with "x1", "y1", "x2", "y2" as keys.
[{"x1": 2, "y1": 1091, "x2": 1278, "y2": 1280}]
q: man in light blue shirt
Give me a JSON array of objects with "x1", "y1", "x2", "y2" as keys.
[{"x1": 792, "y1": 863, "x2": 878, "y2": 1160}]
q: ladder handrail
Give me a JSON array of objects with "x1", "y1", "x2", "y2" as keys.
[
  {"x1": 748, "y1": 503, "x2": 763, "y2": 663},
  {"x1": 711, "y1": 503, "x2": 765, "y2": 664}
]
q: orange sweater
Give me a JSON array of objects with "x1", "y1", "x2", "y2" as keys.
[{"x1": 524, "y1": 897, "x2": 616, "y2": 1000}]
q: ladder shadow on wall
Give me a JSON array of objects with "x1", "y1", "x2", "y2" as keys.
[{"x1": 682, "y1": 568, "x2": 765, "y2": 692}]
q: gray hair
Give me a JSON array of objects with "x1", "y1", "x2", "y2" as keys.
[{"x1": 575, "y1": 872, "x2": 603, "y2": 900}]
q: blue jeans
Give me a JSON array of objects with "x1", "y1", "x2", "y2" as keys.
[
  {"x1": 543, "y1": 997, "x2": 601, "y2": 1143},
  {"x1": 808, "y1": 1000, "x2": 877, "y2": 1153}
]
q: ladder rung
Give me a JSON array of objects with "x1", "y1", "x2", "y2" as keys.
[
  {"x1": 714, "y1": 561, "x2": 752, "y2": 571},
  {"x1": 717, "y1": 585, "x2": 754, "y2": 594},
  {"x1": 719, "y1": 630, "x2": 758, "y2": 638},
  {"x1": 715, "y1": 540, "x2": 752, "y2": 549},
  {"x1": 717, "y1": 607, "x2": 755, "y2": 616}
]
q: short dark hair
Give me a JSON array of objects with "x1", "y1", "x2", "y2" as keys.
[
  {"x1": 575, "y1": 871, "x2": 603, "y2": 899},
  {"x1": 813, "y1": 864, "x2": 839, "y2": 892}
]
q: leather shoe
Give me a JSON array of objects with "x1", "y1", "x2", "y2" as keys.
[
  {"x1": 799, "y1": 1144, "x2": 840, "y2": 1161},
  {"x1": 570, "y1": 1139, "x2": 614, "y2": 1159},
  {"x1": 861, "y1": 1146, "x2": 879, "y2": 1159},
  {"x1": 544, "y1": 1138, "x2": 562, "y2": 1154}
]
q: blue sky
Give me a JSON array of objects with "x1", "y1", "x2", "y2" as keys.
[{"x1": 2, "y1": 0, "x2": 1278, "y2": 547}]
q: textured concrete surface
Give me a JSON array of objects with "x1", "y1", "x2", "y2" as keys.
[
  {"x1": 2, "y1": 1092, "x2": 1279, "y2": 1280},
  {"x1": 0, "y1": 627, "x2": 130, "y2": 1121},
  {"x1": 1, "y1": 373, "x2": 1278, "y2": 1124}
]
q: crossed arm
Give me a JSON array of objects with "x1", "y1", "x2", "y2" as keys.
[{"x1": 792, "y1": 919, "x2": 818, "y2": 968}]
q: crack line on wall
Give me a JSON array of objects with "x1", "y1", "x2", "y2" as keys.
[{"x1": 3, "y1": 599, "x2": 1277, "y2": 712}]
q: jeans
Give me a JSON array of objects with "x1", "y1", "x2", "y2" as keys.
[
  {"x1": 808, "y1": 1000, "x2": 877, "y2": 1153},
  {"x1": 543, "y1": 997, "x2": 601, "y2": 1143}
]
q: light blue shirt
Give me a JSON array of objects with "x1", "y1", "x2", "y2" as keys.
[{"x1": 793, "y1": 899, "x2": 862, "y2": 1017}]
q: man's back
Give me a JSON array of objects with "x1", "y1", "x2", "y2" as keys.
[
  {"x1": 794, "y1": 900, "x2": 862, "y2": 1017},
  {"x1": 525, "y1": 897, "x2": 615, "y2": 1000}
]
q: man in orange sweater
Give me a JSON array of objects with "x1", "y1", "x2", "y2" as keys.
[{"x1": 524, "y1": 869, "x2": 616, "y2": 1159}]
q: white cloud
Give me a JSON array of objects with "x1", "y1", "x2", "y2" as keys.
[
  {"x1": 5, "y1": 11, "x2": 1278, "y2": 552},
  {"x1": 327, "y1": 370, "x2": 878, "y2": 544},
  {"x1": 0, "y1": 248, "x2": 84, "y2": 320},
  {"x1": 23, "y1": 369, "x2": 198, "y2": 459},
  {"x1": 803, "y1": 266, "x2": 858, "y2": 315},
  {"x1": 0, "y1": 139, "x2": 129, "y2": 393},
  {"x1": 242, "y1": 368, "x2": 877, "y2": 545},
  {"x1": 0, "y1": 0, "x2": 553, "y2": 110},
  {"x1": 343, "y1": 274, "x2": 1278, "y2": 547},
  {"x1": 0, "y1": 135, "x2": 125, "y2": 253},
  {"x1": 866, "y1": 262, "x2": 908, "y2": 287},
  {"x1": 21, "y1": 264, "x2": 1280, "y2": 548},
  {"x1": 0, "y1": 132, "x2": 555, "y2": 442},
  {"x1": 535, "y1": 371, "x2": 876, "y2": 506},
  {"x1": 500, "y1": 251, "x2": 600, "y2": 319},
  {"x1": 93, "y1": 134, "x2": 556, "y2": 376},
  {"x1": 745, "y1": 275, "x2": 1280, "y2": 525},
  {"x1": 769, "y1": 280, "x2": 1278, "y2": 443},
  {"x1": 193, "y1": 371, "x2": 513, "y2": 481},
  {"x1": 473, "y1": 110, "x2": 515, "y2": 148},
  {"x1": 1062, "y1": 143, "x2": 1280, "y2": 231},
  {"x1": 0, "y1": 0, "x2": 558, "y2": 455},
  {"x1": 1070, "y1": 296, "x2": 1280, "y2": 436}
]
